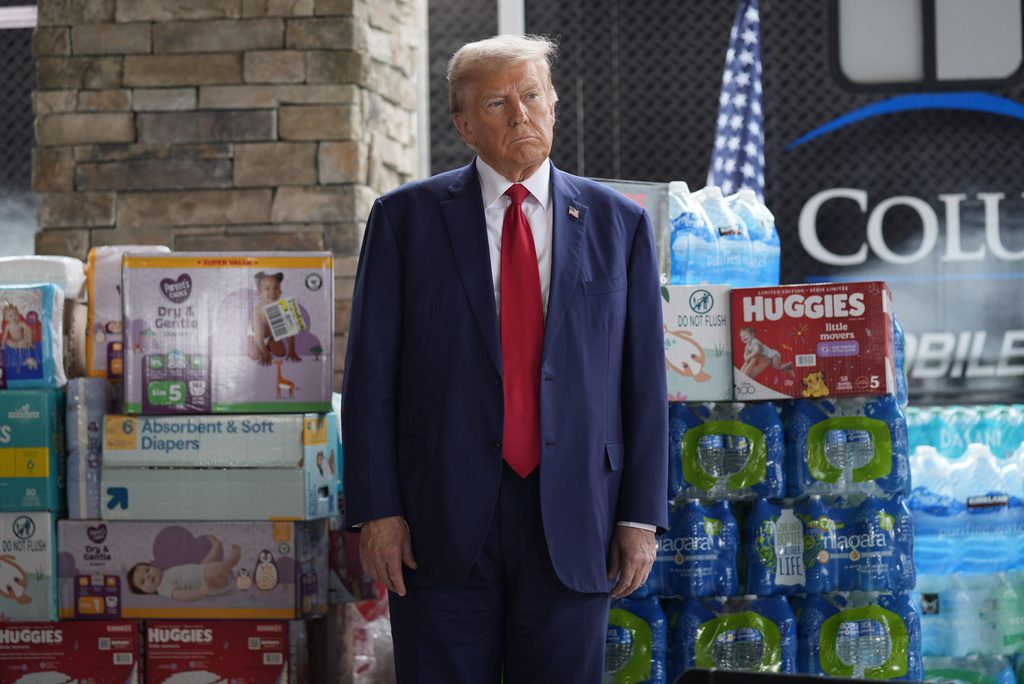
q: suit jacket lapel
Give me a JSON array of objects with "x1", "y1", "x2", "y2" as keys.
[
  {"x1": 543, "y1": 164, "x2": 587, "y2": 363},
  {"x1": 441, "y1": 162, "x2": 502, "y2": 374}
]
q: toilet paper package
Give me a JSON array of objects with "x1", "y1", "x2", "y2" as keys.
[
  {"x1": 0, "y1": 389, "x2": 65, "y2": 513},
  {"x1": 0, "y1": 512, "x2": 57, "y2": 622},
  {"x1": 662, "y1": 285, "x2": 732, "y2": 402},
  {"x1": 0, "y1": 620, "x2": 140, "y2": 683},
  {"x1": 121, "y1": 253, "x2": 333, "y2": 414},
  {"x1": 86, "y1": 244, "x2": 171, "y2": 378},
  {"x1": 0, "y1": 283, "x2": 66, "y2": 388},
  {"x1": 0, "y1": 255, "x2": 86, "y2": 299},
  {"x1": 66, "y1": 378, "x2": 114, "y2": 519}
]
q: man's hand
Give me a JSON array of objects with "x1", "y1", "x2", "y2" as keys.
[
  {"x1": 607, "y1": 526, "x2": 656, "y2": 599},
  {"x1": 360, "y1": 516, "x2": 418, "y2": 597}
]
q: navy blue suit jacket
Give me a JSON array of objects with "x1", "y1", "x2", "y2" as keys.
[{"x1": 342, "y1": 160, "x2": 668, "y2": 594}]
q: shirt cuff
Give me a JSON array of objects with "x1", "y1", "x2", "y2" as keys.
[{"x1": 616, "y1": 521, "x2": 656, "y2": 532}]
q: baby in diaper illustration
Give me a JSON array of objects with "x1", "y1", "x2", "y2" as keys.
[
  {"x1": 248, "y1": 271, "x2": 302, "y2": 366},
  {"x1": 128, "y1": 535, "x2": 240, "y2": 601},
  {"x1": 739, "y1": 326, "x2": 795, "y2": 379},
  {"x1": 1, "y1": 303, "x2": 33, "y2": 350}
]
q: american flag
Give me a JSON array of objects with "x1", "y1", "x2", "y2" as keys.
[{"x1": 707, "y1": 0, "x2": 764, "y2": 201}]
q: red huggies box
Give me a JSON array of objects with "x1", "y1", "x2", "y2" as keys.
[
  {"x1": 146, "y1": 620, "x2": 308, "y2": 683},
  {"x1": 0, "y1": 621, "x2": 140, "y2": 683},
  {"x1": 731, "y1": 281, "x2": 895, "y2": 400}
]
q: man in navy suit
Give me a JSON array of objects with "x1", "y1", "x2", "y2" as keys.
[{"x1": 342, "y1": 34, "x2": 668, "y2": 683}]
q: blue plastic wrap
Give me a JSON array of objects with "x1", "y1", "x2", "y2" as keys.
[{"x1": 65, "y1": 378, "x2": 113, "y2": 519}]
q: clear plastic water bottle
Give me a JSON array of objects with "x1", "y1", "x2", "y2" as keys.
[
  {"x1": 757, "y1": 201, "x2": 781, "y2": 286},
  {"x1": 893, "y1": 315, "x2": 908, "y2": 409},
  {"x1": 695, "y1": 186, "x2": 751, "y2": 287},
  {"x1": 835, "y1": 593, "x2": 893, "y2": 679},
  {"x1": 727, "y1": 190, "x2": 766, "y2": 287},
  {"x1": 946, "y1": 574, "x2": 985, "y2": 657},
  {"x1": 669, "y1": 181, "x2": 720, "y2": 286}
]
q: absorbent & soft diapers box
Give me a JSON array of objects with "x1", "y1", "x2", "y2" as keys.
[
  {"x1": 58, "y1": 520, "x2": 328, "y2": 620},
  {"x1": 87, "y1": 244, "x2": 171, "y2": 379},
  {"x1": 100, "y1": 412, "x2": 340, "y2": 520},
  {"x1": 0, "y1": 389, "x2": 65, "y2": 513},
  {"x1": 662, "y1": 285, "x2": 732, "y2": 402},
  {"x1": 0, "y1": 621, "x2": 140, "y2": 683},
  {"x1": 0, "y1": 283, "x2": 66, "y2": 389},
  {"x1": 0, "y1": 512, "x2": 57, "y2": 621},
  {"x1": 146, "y1": 620, "x2": 308, "y2": 683},
  {"x1": 121, "y1": 252, "x2": 334, "y2": 414}
]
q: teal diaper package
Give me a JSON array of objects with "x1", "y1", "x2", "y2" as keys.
[{"x1": 0, "y1": 389, "x2": 65, "y2": 513}]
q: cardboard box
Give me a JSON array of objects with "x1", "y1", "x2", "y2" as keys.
[
  {"x1": 58, "y1": 520, "x2": 328, "y2": 620},
  {"x1": 0, "y1": 390, "x2": 65, "y2": 513},
  {"x1": 0, "y1": 620, "x2": 140, "y2": 683},
  {"x1": 662, "y1": 285, "x2": 733, "y2": 402},
  {"x1": 731, "y1": 282, "x2": 895, "y2": 400},
  {"x1": 0, "y1": 513, "x2": 57, "y2": 622},
  {"x1": 0, "y1": 283, "x2": 66, "y2": 389},
  {"x1": 99, "y1": 413, "x2": 339, "y2": 521},
  {"x1": 146, "y1": 620, "x2": 308, "y2": 683},
  {"x1": 121, "y1": 253, "x2": 334, "y2": 414},
  {"x1": 86, "y1": 245, "x2": 171, "y2": 379}
]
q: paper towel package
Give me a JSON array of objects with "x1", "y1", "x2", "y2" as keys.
[
  {"x1": 0, "y1": 255, "x2": 86, "y2": 300},
  {"x1": 0, "y1": 283, "x2": 66, "y2": 389},
  {"x1": 86, "y1": 245, "x2": 171, "y2": 379},
  {"x1": 99, "y1": 413, "x2": 340, "y2": 520},
  {"x1": 58, "y1": 520, "x2": 328, "y2": 620},
  {"x1": 66, "y1": 378, "x2": 114, "y2": 519},
  {"x1": 662, "y1": 285, "x2": 732, "y2": 402},
  {"x1": 0, "y1": 512, "x2": 57, "y2": 622},
  {"x1": 146, "y1": 620, "x2": 308, "y2": 684},
  {"x1": 0, "y1": 620, "x2": 140, "y2": 683},
  {"x1": 121, "y1": 253, "x2": 334, "y2": 414},
  {"x1": 0, "y1": 389, "x2": 65, "y2": 513}
]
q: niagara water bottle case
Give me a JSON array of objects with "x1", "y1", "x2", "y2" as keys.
[
  {"x1": 743, "y1": 498, "x2": 807, "y2": 596},
  {"x1": 653, "y1": 499, "x2": 739, "y2": 599},
  {"x1": 606, "y1": 596, "x2": 668, "y2": 684}
]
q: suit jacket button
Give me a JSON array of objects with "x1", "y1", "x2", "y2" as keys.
[{"x1": 490, "y1": 440, "x2": 502, "y2": 452}]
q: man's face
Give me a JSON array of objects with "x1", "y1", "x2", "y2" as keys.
[{"x1": 452, "y1": 60, "x2": 555, "y2": 182}]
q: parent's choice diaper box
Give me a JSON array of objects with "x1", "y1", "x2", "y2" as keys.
[
  {"x1": 87, "y1": 244, "x2": 171, "y2": 379},
  {"x1": 146, "y1": 621, "x2": 308, "y2": 684},
  {"x1": 0, "y1": 513, "x2": 57, "y2": 622},
  {"x1": 662, "y1": 285, "x2": 732, "y2": 402},
  {"x1": 100, "y1": 413, "x2": 340, "y2": 520},
  {"x1": 0, "y1": 283, "x2": 66, "y2": 389},
  {"x1": 121, "y1": 252, "x2": 334, "y2": 414},
  {"x1": 58, "y1": 520, "x2": 328, "y2": 620},
  {"x1": 0, "y1": 621, "x2": 140, "y2": 683},
  {"x1": 731, "y1": 282, "x2": 895, "y2": 401},
  {"x1": 0, "y1": 390, "x2": 65, "y2": 513}
]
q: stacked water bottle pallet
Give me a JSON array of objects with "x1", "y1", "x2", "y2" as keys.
[
  {"x1": 604, "y1": 274, "x2": 921, "y2": 682},
  {"x1": 907, "y1": 405, "x2": 1024, "y2": 683}
]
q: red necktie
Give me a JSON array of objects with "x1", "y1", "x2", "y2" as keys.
[{"x1": 500, "y1": 184, "x2": 543, "y2": 478}]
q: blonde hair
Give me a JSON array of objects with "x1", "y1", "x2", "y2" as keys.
[{"x1": 446, "y1": 34, "x2": 558, "y2": 114}]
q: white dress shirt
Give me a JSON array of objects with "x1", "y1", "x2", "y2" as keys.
[{"x1": 475, "y1": 157, "x2": 655, "y2": 535}]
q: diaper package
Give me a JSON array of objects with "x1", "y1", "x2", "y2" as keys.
[
  {"x1": 605, "y1": 596, "x2": 668, "y2": 684},
  {"x1": 0, "y1": 255, "x2": 86, "y2": 299},
  {"x1": 0, "y1": 283, "x2": 66, "y2": 388},
  {"x1": 743, "y1": 498, "x2": 808, "y2": 596},
  {"x1": 786, "y1": 395, "x2": 910, "y2": 498},
  {"x1": 668, "y1": 595, "x2": 796, "y2": 679},
  {"x1": 66, "y1": 378, "x2": 114, "y2": 519},
  {"x1": 668, "y1": 401, "x2": 784, "y2": 501},
  {"x1": 798, "y1": 591, "x2": 922, "y2": 681},
  {"x1": 0, "y1": 512, "x2": 57, "y2": 621},
  {"x1": 100, "y1": 413, "x2": 339, "y2": 521},
  {"x1": 0, "y1": 389, "x2": 65, "y2": 513},
  {"x1": 58, "y1": 520, "x2": 328, "y2": 620},
  {"x1": 662, "y1": 285, "x2": 732, "y2": 402},
  {"x1": 86, "y1": 244, "x2": 171, "y2": 378},
  {"x1": 653, "y1": 499, "x2": 738, "y2": 598},
  {"x1": 146, "y1": 620, "x2": 308, "y2": 684},
  {"x1": 0, "y1": 620, "x2": 140, "y2": 683},
  {"x1": 121, "y1": 253, "x2": 334, "y2": 414}
]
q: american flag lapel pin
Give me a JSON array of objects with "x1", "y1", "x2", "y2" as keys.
[{"x1": 568, "y1": 206, "x2": 580, "y2": 219}]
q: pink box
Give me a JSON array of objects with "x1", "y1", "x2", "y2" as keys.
[
  {"x1": 0, "y1": 621, "x2": 140, "y2": 683},
  {"x1": 730, "y1": 282, "x2": 895, "y2": 400},
  {"x1": 146, "y1": 620, "x2": 308, "y2": 683}
]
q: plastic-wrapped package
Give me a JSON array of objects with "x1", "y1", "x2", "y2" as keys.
[
  {"x1": 66, "y1": 378, "x2": 114, "y2": 519},
  {"x1": 605, "y1": 596, "x2": 668, "y2": 684},
  {"x1": 0, "y1": 255, "x2": 86, "y2": 299},
  {"x1": 0, "y1": 282, "x2": 66, "y2": 388},
  {"x1": 352, "y1": 594, "x2": 396, "y2": 684},
  {"x1": 655, "y1": 499, "x2": 738, "y2": 598},
  {"x1": 743, "y1": 498, "x2": 807, "y2": 596}
]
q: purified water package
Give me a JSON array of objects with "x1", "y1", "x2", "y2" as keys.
[
  {"x1": 655, "y1": 499, "x2": 739, "y2": 598},
  {"x1": 668, "y1": 401, "x2": 784, "y2": 501},
  {"x1": 743, "y1": 498, "x2": 807, "y2": 596},
  {"x1": 605, "y1": 596, "x2": 668, "y2": 684}
]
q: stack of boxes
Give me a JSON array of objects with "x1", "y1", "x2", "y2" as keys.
[{"x1": 604, "y1": 281, "x2": 922, "y2": 683}]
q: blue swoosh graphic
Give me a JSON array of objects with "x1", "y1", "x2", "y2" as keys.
[{"x1": 785, "y1": 92, "x2": 1024, "y2": 151}]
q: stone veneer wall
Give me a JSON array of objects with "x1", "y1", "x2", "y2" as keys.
[{"x1": 31, "y1": 0, "x2": 424, "y2": 389}]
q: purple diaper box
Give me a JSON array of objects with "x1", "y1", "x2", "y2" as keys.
[
  {"x1": 121, "y1": 253, "x2": 334, "y2": 414},
  {"x1": 58, "y1": 520, "x2": 328, "y2": 620}
]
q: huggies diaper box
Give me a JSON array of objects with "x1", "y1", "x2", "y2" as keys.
[
  {"x1": 121, "y1": 252, "x2": 334, "y2": 414},
  {"x1": 0, "y1": 284, "x2": 66, "y2": 389},
  {"x1": 0, "y1": 513, "x2": 57, "y2": 622},
  {"x1": 87, "y1": 245, "x2": 171, "y2": 379},
  {"x1": 58, "y1": 520, "x2": 328, "y2": 620},
  {"x1": 731, "y1": 282, "x2": 895, "y2": 401},
  {"x1": 662, "y1": 285, "x2": 732, "y2": 402},
  {"x1": 100, "y1": 413, "x2": 340, "y2": 520},
  {"x1": 0, "y1": 620, "x2": 140, "y2": 683},
  {"x1": 0, "y1": 390, "x2": 65, "y2": 513},
  {"x1": 145, "y1": 620, "x2": 308, "y2": 684}
]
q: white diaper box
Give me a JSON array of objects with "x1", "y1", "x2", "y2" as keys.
[
  {"x1": 100, "y1": 413, "x2": 340, "y2": 521},
  {"x1": 0, "y1": 512, "x2": 57, "y2": 622},
  {"x1": 662, "y1": 285, "x2": 733, "y2": 402},
  {"x1": 0, "y1": 620, "x2": 140, "y2": 683}
]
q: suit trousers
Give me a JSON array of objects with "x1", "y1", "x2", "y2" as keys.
[{"x1": 389, "y1": 463, "x2": 611, "y2": 683}]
